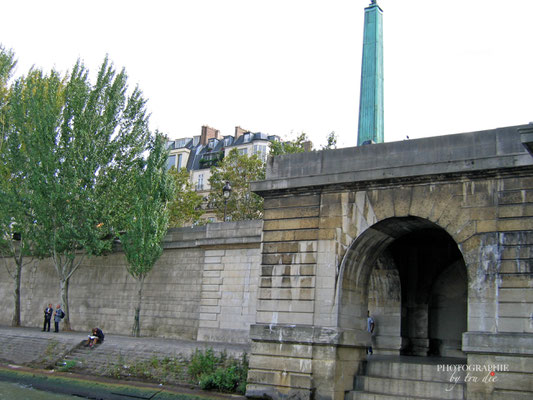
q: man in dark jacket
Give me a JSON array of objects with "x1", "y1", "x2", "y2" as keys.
[{"x1": 42, "y1": 303, "x2": 53, "y2": 332}]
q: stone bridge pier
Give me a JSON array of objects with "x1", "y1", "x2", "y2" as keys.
[{"x1": 247, "y1": 125, "x2": 533, "y2": 400}]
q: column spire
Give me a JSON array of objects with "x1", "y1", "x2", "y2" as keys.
[{"x1": 357, "y1": 0, "x2": 384, "y2": 145}]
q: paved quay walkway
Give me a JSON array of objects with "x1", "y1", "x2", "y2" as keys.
[
  {"x1": 0, "y1": 325, "x2": 250, "y2": 399},
  {"x1": 0, "y1": 324, "x2": 250, "y2": 371}
]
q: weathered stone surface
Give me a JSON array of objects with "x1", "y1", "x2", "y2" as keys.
[
  {"x1": 264, "y1": 194, "x2": 320, "y2": 209},
  {"x1": 254, "y1": 126, "x2": 532, "y2": 194},
  {"x1": 248, "y1": 370, "x2": 312, "y2": 390},
  {"x1": 267, "y1": 230, "x2": 319, "y2": 243},
  {"x1": 0, "y1": 221, "x2": 262, "y2": 344},
  {"x1": 258, "y1": 288, "x2": 315, "y2": 301},
  {"x1": 463, "y1": 332, "x2": 533, "y2": 355},
  {"x1": 246, "y1": 384, "x2": 312, "y2": 400},
  {"x1": 263, "y1": 218, "x2": 319, "y2": 231},
  {"x1": 250, "y1": 125, "x2": 533, "y2": 400},
  {"x1": 3, "y1": 126, "x2": 533, "y2": 400},
  {"x1": 264, "y1": 206, "x2": 320, "y2": 220}
]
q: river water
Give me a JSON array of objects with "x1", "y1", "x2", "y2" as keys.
[{"x1": 0, "y1": 380, "x2": 81, "y2": 399}]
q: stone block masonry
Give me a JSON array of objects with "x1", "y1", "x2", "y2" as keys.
[
  {"x1": 2, "y1": 125, "x2": 533, "y2": 400},
  {"x1": 250, "y1": 125, "x2": 533, "y2": 400},
  {"x1": 0, "y1": 221, "x2": 262, "y2": 344}
]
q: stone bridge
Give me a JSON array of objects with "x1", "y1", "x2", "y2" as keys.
[
  {"x1": 247, "y1": 125, "x2": 533, "y2": 400},
  {"x1": 1, "y1": 125, "x2": 532, "y2": 400}
]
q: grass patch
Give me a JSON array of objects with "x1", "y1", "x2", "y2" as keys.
[
  {"x1": 189, "y1": 349, "x2": 248, "y2": 394},
  {"x1": 57, "y1": 360, "x2": 77, "y2": 372},
  {"x1": 102, "y1": 348, "x2": 248, "y2": 394},
  {"x1": 105, "y1": 353, "x2": 187, "y2": 384}
]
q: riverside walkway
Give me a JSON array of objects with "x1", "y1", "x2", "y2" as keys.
[{"x1": 0, "y1": 325, "x2": 249, "y2": 378}]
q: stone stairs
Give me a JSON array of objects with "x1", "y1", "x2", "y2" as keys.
[
  {"x1": 59, "y1": 341, "x2": 169, "y2": 373},
  {"x1": 0, "y1": 325, "x2": 249, "y2": 385},
  {"x1": 60, "y1": 342, "x2": 103, "y2": 369},
  {"x1": 0, "y1": 333, "x2": 78, "y2": 366},
  {"x1": 346, "y1": 356, "x2": 467, "y2": 400},
  {"x1": 57, "y1": 336, "x2": 247, "y2": 378}
]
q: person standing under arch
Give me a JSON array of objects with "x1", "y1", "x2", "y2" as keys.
[{"x1": 367, "y1": 310, "x2": 375, "y2": 355}]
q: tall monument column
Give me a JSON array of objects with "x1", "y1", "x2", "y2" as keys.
[{"x1": 357, "y1": 0, "x2": 384, "y2": 145}]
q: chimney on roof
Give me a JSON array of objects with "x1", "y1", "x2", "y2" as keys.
[
  {"x1": 234, "y1": 126, "x2": 248, "y2": 140},
  {"x1": 200, "y1": 125, "x2": 220, "y2": 146}
]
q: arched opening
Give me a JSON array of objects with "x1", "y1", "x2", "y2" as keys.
[{"x1": 338, "y1": 216, "x2": 467, "y2": 357}]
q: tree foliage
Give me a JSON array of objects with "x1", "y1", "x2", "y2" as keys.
[
  {"x1": 0, "y1": 46, "x2": 26, "y2": 326},
  {"x1": 208, "y1": 149, "x2": 265, "y2": 221},
  {"x1": 1, "y1": 56, "x2": 152, "y2": 329},
  {"x1": 322, "y1": 131, "x2": 337, "y2": 150},
  {"x1": 269, "y1": 132, "x2": 309, "y2": 156},
  {"x1": 118, "y1": 132, "x2": 174, "y2": 337},
  {"x1": 0, "y1": 45, "x2": 17, "y2": 179},
  {"x1": 0, "y1": 45, "x2": 16, "y2": 116},
  {"x1": 167, "y1": 167, "x2": 203, "y2": 228},
  {"x1": 0, "y1": 56, "x2": 59, "y2": 326}
]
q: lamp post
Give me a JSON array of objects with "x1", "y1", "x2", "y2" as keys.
[{"x1": 222, "y1": 181, "x2": 232, "y2": 222}]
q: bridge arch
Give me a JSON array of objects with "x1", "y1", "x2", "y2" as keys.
[{"x1": 337, "y1": 216, "x2": 467, "y2": 357}]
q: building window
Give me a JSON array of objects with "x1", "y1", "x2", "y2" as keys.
[
  {"x1": 254, "y1": 144, "x2": 267, "y2": 161},
  {"x1": 238, "y1": 148, "x2": 248, "y2": 156},
  {"x1": 196, "y1": 174, "x2": 204, "y2": 191},
  {"x1": 174, "y1": 138, "x2": 191, "y2": 148},
  {"x1": 208, "y1": 138, "x2": 218, "y2": 149},
  {"x1": 177, "y1": 154, "x2": 183, "y2": 169},
  {"x1": 167, "y1": 154, "x2": 176, "y2": 170}
]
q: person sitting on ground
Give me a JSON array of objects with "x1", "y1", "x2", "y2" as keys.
[{"x1": 86, "y1": 327, "x2": 104, "y2": 348}]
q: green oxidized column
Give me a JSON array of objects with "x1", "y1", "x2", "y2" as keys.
[{"x1": 357, "y1": 0, "x2": 384, "y2": 146}]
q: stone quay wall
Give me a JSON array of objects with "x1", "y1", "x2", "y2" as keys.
[{"x1": 0, "y1": 221, "x2": 262, "y2": 344}]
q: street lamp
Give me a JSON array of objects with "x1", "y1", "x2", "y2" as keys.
[{"x1": 222, "y1": 181, "x2": 232, "y2": 222}]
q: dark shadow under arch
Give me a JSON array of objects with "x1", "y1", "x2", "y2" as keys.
[{"x1": 338, "y1": 216, "x2": 467, "y2": 357}]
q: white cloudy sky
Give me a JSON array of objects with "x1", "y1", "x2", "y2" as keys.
[{"x1": 1, "y1": 0, "x2": 532, "y2": 148}]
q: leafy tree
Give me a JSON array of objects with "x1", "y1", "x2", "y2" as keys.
[
  {"x1": 269, "y1": 132, "x2": 310, "y2": 156},
  {"x1": 0, "y1": 46, "x2": 27, "y2": 326},
  {"x1": 0, "y1": 167, "x2": 37, "y2": 327},
  {"x1": 167, "y1": 167, "x2": 204, "y2": 227},
  {"x1": 6, "y1": 57, "x2": 152, "y2": 330},
  {"x1": 322, "y1": 131, "x2": 337, "y2": 150},
  {"x1": 0, "y1": 45, "x2": 17, "y2": 163},
  {"x1": 0, "y1": 216, "x2": 35, "y2": 327},
  {"x1": 208, "y1": 149, "x2": 265, "y2": 221},
  {"x1": 0, "y1": 64, "x2": 62, "y2": 326},
  {"x1": 0, "y1": 45, "x2": 16, "y2": 125},
  {"x1": 118, "y1": 132, "x2": 174, "y2": 337}
]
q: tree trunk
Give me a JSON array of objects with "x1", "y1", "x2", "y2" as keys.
[
  {"x1": 60, "y1": 277, "x2": 71, "y2": 331},
  {"x1": 11, "y1": 261, "x2": 22, "y2": 327},
  {"x1": 132, "y1": 277, "x2": 145, "y2": 337}
]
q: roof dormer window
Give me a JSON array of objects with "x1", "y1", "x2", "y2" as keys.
[{"x1": 208, "y1": 138, "x2": 218, "y2": 149}]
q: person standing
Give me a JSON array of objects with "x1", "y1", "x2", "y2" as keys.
[
  {"x1": 42, "y1": 303, "x2": 53, "y2": 332},
  {"x1": 367, "y1": 310, "x2": 375, "y2": 355},
  {"x1": 53, "y1": 304, "x2": 64, "y2": 332}
]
